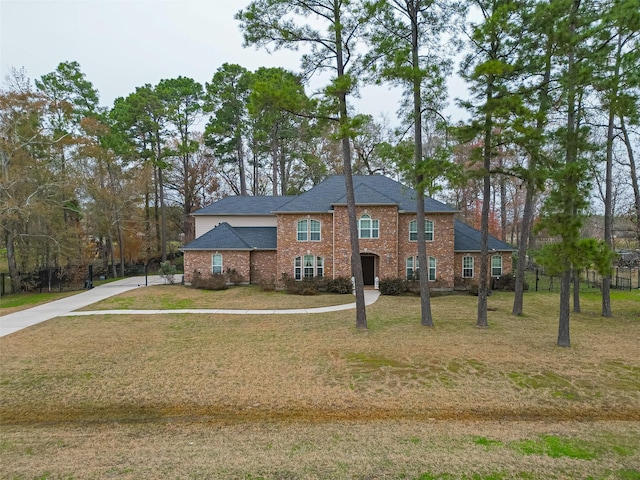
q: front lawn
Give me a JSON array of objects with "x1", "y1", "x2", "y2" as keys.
[{"x1": 1, "y1": 288, "x2": 638, "y2": 479}]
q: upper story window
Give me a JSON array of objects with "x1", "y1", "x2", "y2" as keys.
[
  {"x1": 409, "y1": 219, "x2": 434, "y2": 241},
  {"x1": 212, "y1": 253, "x2": 223, "y2": 274},
  {"x1": 294, "y1": 255, "x2": 324, "y2": 280},
  {"x1": 297, "y1": 219, "x2": 321, "y2": 241},
  {"x1": 358, "y1": 214, "x2": 379, "y2": 239},
  {"x1": 491, "y1": 255, "x2": 503, "y2": 277},
  {"x1": 406, "y1": 256, "x2": 437, "y2": 281},
  {"x1": 462, "y1": 255, "x2": 474, "y2": 278}
]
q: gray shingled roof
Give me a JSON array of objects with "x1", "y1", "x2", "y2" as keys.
[
  {"x1": 454, "y1": 220, "x2": 515, "y2": 252},
  {"x1": 192, "y1": 196, "x2": 294, "y2": 216},
  {"x1": 274, "y1": 175, "x2": 457, "y2": 213},
  {"x1": 182, "y1": 223, "x2": 277, "y2": 250}
]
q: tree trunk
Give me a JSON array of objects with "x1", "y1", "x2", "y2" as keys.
[
  {"x1": 572, "y1": 268, "x2": 581, "y2": 313},
  {"x1": 272, "y1": 125, "x2": 279, "y2": 196},
  {"x1": 477, "y1": 76, "x2": 494, "y2": 329},
  {"x1": 5, "y1": 228, "x2": 21, "y2": 293},
  {"x1": 619, "y1": 117, "x2": 640, "y2": 246},
  {"x1": 158, "y1": 165, "x2": 167, "y2": 262},
  {"x1": 410, "y1": 2, "x2": 433, "y2": 327},
  {"x1": 237, "y1": 130, "x2": 247, "y2": 196},
  {"x1": 602, "y1": 33, "x2": 621, "y2": 317},
  {"x1": 557, "y1": 0, "x2": 580, "y2": 347},
  {"x1": 117, "y1": 221, "x2": 125, "y2": 278},
  {"x1": 334, "y1": 2, "x2": 366, "y2": 329},
  {"x1": 512, "y1": 183, "x2": 534, "y2": 315},
  {"x1": 513, "y1": 35, "x2": 551, "y2": 316},
  {"x1": 558, "y1": 268, "x2": 571, "y2": 347},
  {"x1": 108, "y1": 236, "x2": 117, "y2": 279}
]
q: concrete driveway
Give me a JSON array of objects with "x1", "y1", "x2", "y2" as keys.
[
  {"x1": 0, "y1": 277, "x2": 380, "y2": 337},
  {"x1": 0, "y1": 276, "x2": 167, "y2": 337}
]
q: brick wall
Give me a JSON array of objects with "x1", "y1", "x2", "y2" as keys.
[
  {"x1": 397, "y1": 212, "x2": 456, "y2": 288},
  {"x1": 453, "y1": 252, "x2": 514, "y2": 283},
  {"x1": 332, "y1": 206, "x2": 399, "y2": 279},
  {"x1": 276, "y1": 213, "x2": 335, "y2": 280},
  {"x1": 250, "y1": 251, "x2": 277, "y2": 284},
  {"x1": 183, "y1": 250, "x2": 251, "y2": 283}
]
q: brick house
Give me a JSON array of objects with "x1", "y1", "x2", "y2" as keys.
[{"x1": 181, "y1": 175, "x2": 515, "y2": 288}]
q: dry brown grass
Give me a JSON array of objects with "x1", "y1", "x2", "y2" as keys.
[
  {"x1": 1, "y1": 289, "x2": 639, "y2": 479},
  {"x1": 78, "y1": 284, "x2": 356, "y2": 311}
]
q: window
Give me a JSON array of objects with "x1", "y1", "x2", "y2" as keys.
[
  {"x1": 406, "y1": 256, "x2": 436, "y2": 281},
  {"x1": 212, "y1": 254, "x2": 223, "y2": 274},
  {"x1": 358, "y1": 214, "x2": 379, "y2": 239},
  {"x1": 310, "y1": 219, "x2": 321, "y2": 241},
  {"x1": 491, "y1": 255, "x2": 503, "y2": 277},
  {"x1": 406, "y1": 256, "x2": 415, "y2": 280},
  {"x1": 294, "y1": 255, "x2": 324, "y2": 280},
  {"x1": 297, "y1": 219, "x2": 321, "y2": 241},
  {"x1": 462, "y1": 256, "x2": 474, "y2": 278},
  {"x1": 409, "y1": 219, "x2": 434, "y2": 241},
  {"x1": 428, "y1": 256, "x2": 437, "y2": 281}
]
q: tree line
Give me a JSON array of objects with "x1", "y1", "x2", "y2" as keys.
[{"x1": 1, "y1": 0, "x2": 638, "y2": 346}]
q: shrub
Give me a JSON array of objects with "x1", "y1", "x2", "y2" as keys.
[
  {"x1": 280, "y1": 273, "x2": 320, "y2": 295},
  {"x1": 159, "y1": 261, "x2": 177, "y2": 285},
  {"x1": 327, "y1": 276, "x2": 353, "y2": 294},
  {"x1": 226, "y1": 268, "x2": 245, "y2": 286},
  {"x1": 492, "y1": 273, "x2": 528, "y2": 291},
  {"x1": 190, "y1": 271, "x2": 228, "y2": 290},
  {"x1": 258, "y1": 276, "x2": 277, "y2": 292},
  {"x1": 379, "y1": 277, "x2": 408, "y2": 296}
]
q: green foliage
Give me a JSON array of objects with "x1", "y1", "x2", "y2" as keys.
[
  {"x1": 326, "y1": 276, "x2": 353, "y2": 294},
  {"x1": 280, "y1": 274, "x2": 322, "y2": 296},
  {"x1": 511, "y1": 435, "x2": 598, "y2": 460},
  {"x1": 159, "y1": 261, "x2": 177, "y2": 284},
  {"x1": 379, "y1": 278, "x2": 408, "y2": 296},
  {"x1": 534, "y1": 238, "x2": 615, "y2": 278}
]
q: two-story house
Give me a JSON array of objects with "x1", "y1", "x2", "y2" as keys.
[{"x1": 182, "y1": 175, "x2": 515, "y2": 288}]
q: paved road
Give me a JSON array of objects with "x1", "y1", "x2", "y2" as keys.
[{"x1": 1, "y1": 276, "x2": 380, "y2": 337}]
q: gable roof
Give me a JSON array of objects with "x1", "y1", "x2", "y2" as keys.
[
  {"x1": 192, "y1": 195, "x2": 294, "y2": 216},
  {"x1": 454, "y1": 220, "x2": 515, "y2": 252},
  {"x1": 274, "y1": 175, "x2": 457, "y2": 213},
  {"x1": 182, "y1": 223, "x2": 277, "y2": 250}
]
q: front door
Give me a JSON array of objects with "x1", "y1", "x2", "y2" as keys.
[{"x1": 361, "y1": 254, "x2": 375, "y2": 285}]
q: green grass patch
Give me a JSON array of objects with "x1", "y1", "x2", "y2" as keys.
[
  {"x1": 511, "y1": 435, "x2": 598, "y2": 460},
  {"x1": 0, "y1": 291, "x2": 78, "y2": 309},
  {"x1": 507, "y1": 371, "x2": 581, "y2": 400},
  {"x1": 473, "y1": 437, "x2": 504, "y2": 449}
]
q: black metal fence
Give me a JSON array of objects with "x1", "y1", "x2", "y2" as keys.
[{"x1": 529, "y1": 267, "x2": 639, "y2": 292}]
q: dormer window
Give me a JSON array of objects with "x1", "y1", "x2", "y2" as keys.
[
  {"x1": 358, "y1": 214, "x2": 379, "y2": 239},
  {"x1": 409, "y1": 219, "x2": 434, "y2": 241},
  {"x1": 297, "y1": 219, "x2": 321, "y2": 241}
]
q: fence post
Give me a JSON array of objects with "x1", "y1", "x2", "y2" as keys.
[{"x1": 535, "y1": 268, "x2": 539, "y2": 292}]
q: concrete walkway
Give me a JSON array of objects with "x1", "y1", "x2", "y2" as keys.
[{"x1": 1, "y1": 276, "x2": 380, "y2": 337}]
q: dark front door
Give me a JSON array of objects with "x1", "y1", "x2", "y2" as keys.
[{"x1": 361, "y1": 255, "x2": 375, "y2": 285}]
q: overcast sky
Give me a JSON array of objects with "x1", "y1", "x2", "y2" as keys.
[{"x1": 1, "y1": 0, "x2": 467, "y2": 124}]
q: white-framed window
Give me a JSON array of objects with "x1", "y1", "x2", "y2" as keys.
[
  {"x1": 462, "y1": 255, "x2": 474, "y2": 278},
  {"x1": 294, "y1": 255, "x2": 324, "y2": 280},
  {"x1": 428, "y1": 256, "x2": 437, "y2": 281},
  {"x1": 358, "y1": 214, "x2": 379, "y2": 239},
  {"x1": 212, "y1": 253, "x2": 223, "y2": 274},
  {"x1": 297, "y1": 219, "x2": 321, "y2": 241},
  {"x1": 409, "y1": 219, "x2": 434, "y2": 241},
  {"x1": 406, "y1": 256, "x2": 436, "y2": 281},
  {"x1": 491, "y1": 255, "x2": 503, "y2": 277}
]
